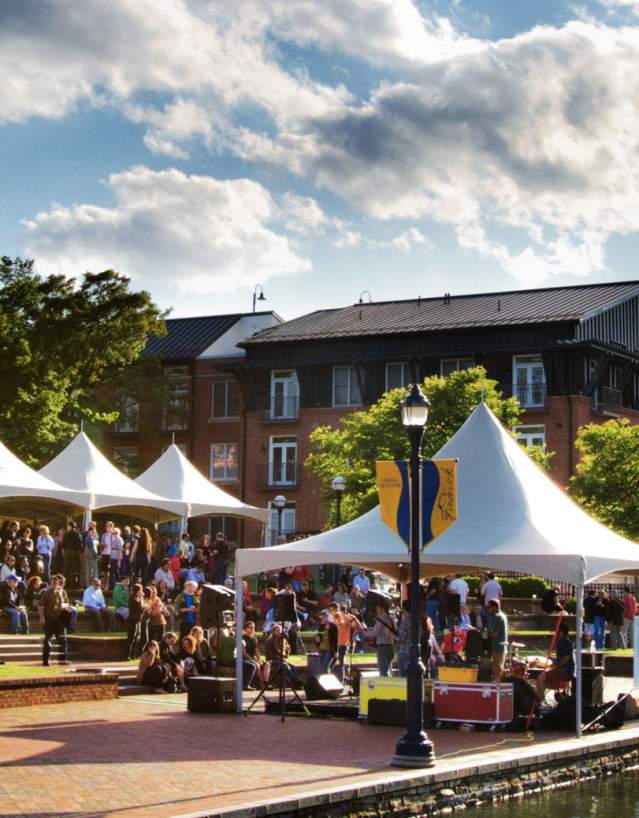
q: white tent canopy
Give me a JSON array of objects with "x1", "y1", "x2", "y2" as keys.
[
  {"x1": 0, "y1": 439, "x2": 89, "y2": 516},
  {"x1": 39, "y1": 432, "x2": 183, "y2": 522},
  {"x1": 236, "y1": 402, "x2": 639, "y2": 585},
  {"x1": 135, "y1": 444, "x2": 268, "y2": 524}
]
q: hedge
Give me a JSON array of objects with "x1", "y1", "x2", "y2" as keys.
[{"x1": 460, "y1": 575, "x2": 550, "y2": 598}]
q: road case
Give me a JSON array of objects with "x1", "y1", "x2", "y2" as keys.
[
  {"x1": 433, "y1": 681, "x2": 514, "y2": 725},
  {"x1": 359, "y1": 675, "x2": 433, "y2": 718},
  {"x1": 187, "y1": 676, "x2": 236, "y2": 713}
]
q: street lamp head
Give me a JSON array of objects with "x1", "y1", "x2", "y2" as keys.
[
  {"x1": 331, "y1": 475, "x2": 346, "y2": 493},
  {"x1": 401, "y1": 383, "x2": 430, "y2": 428},
  {"x1": 273, "y1": 494, "x2": 287, "y2": 509}
]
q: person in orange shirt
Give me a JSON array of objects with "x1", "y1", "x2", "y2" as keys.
[{"x1": 328, "y1": 602, "x2": 362, "y2": 683}]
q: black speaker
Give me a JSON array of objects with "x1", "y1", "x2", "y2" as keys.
[
  {"x1": 366, "y1": 589, "x2": 393, "y2": 612},
  {"x1": 199, "y1": 584, "x2": 235, "y2": 628},
  {"x1": 303, "y1": 674, "x2": 343, "y2": 700},
  {"x1": 272, "y1": 592, "x2": 296, "y2": 622},
  {"x1": 464, "y1": 629, "x2": 482, "y2": 662},
  {"x1": 368, "y1": 698, "x2": 433, "y2": 727},
  {"x1": 582, "y1": 667, "x2": 604, "y2": 707},
  {"x1": 187, "y1": 676, "x2": 235, "y2": 713}
]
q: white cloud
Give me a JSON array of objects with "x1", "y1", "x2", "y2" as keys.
[
  {"x1": 253, "y1": 21, "x2": 639, "y2": 284},
  {"x1": 280, "y1": 193, "x2": 328, "y2": 234},
  {"x1": 22, "y1": 166, "x2": 310, "y2": 293}
]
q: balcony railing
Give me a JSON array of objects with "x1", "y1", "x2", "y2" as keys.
[
  {"x1": 257, "y1": 396, "x2": 300, "y2": 422},
  {"x1": 256, "y1": 462, "x2": 300, "y2": 488},
  {"x1": 594, "y1": 386, "x2": 623, "y2": 413},
  {"x1": 500, "y1": 382, "x2": 548, "y2": 409}
]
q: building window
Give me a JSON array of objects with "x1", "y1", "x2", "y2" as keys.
[
  {"x1": 512, "y1": 355, "x2": 546, "y2": 408},
  {"x1": 385, "y1": 362, "x2": 410, "y2": 391},
  {"x1": 514, "y1": 425, "x2": 545, "y2": 449},
  {"x1": 112, "y1": 446, "x2": 140, "y2": 476},
  {"x1": 163, "y1": 366, "x2": 190, "y2": 431},
  {"x1": 441, "y1": 358, "x2": 474, "y2": 377},
  {"x1": 113, "y1": 396, "x2": 139, "y2": 433},
  {"x1": 211, "y1": 380, "x2": 240, "y2": 419},
  {"x1": 269, "y1": 436, "x2": 297, "y2": 485},
  {"x1": 162, "y1": 442, "x2": 189, "y2": 457},
  {"x1": 333, "y1": 366, "x2": 363, "y2": 407},
  {"x1": 209, "y1": 516, "x2": 238, "y2": 544},
  {"x1": 267, "y1": 501, "x2": 296, "y2": 545},
  {"x1": 270, "y1": 370, "x2": 299, "y2": 418},
  {"x1": 210, "y1": 442, "x2": 239, "y2": 481}
]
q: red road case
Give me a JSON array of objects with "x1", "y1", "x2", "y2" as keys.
[{"x1": 433, "y1": 681, "x2": 514, "y2": 725}]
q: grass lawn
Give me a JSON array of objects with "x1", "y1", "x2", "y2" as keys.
[{"x1": 0, "y1": 664, "x2": 67, "y2": 679}]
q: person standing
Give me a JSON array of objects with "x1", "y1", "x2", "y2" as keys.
[
  {"x1": 583, "y1": 589, "x2": 597, "y2": 648},
  {"x1": 622, "y1": 586, "x2": 637, "y2": 649},
  {"x1": 364, "y1": 602, "x2": 397, "y2": 677},
  {"x1": 131, "y1": 528, "x2": 153, "y2": 584},
  {"x1": 212, "y1": 532, "x2": 230, "y2": 585},
  {"x1": 82, "y1": 522, "x2": 100, "y2": 588},
  {"x1": 36, "y1": 525, "x2": 55, "y2": 582},
  {"x1": 487, "y1": 599, "x2": 508, "y2": 681},
  {"x1": 127, "y1": 583, "x2": 146, "y2": 659},
  {"x1": 99, "y1": 521, "x2": 114, "y2": 587},
  {"x1": 109, "y1": 527, "x2": 124, "y2": 589},
  {"x1": 39, "y1": 574, "x2": 71, "y2": 665},
  {"x1": 606, "y1": 591, "x2": 625, "y2": 650},
  {"x1": 62, "y1": 522, "x2": 82, "y2": 588},
  {"x1": 480, "y1": 573, "x2": 503, "y2": 612},
  {"x1": 593, "y1": 590, "x2": 608, "y2": 650},
  {"x1": 352, "y1": 568, "x2": 371, "y2": 595}
]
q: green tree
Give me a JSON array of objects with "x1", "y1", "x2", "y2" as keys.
[
  {"x1": 571, "y1": 419, "x2": 639, "y2": 539},
  {"x1": 306, "y1": 366, "x2": 544, "y2": 525},
  {"x1": 0, "y1": 256, "x2": 167, "y2": 465}
]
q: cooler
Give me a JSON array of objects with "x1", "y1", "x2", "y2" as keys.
[{"x1": 433, "y1": 681, "x2": 514, "y2": 725}]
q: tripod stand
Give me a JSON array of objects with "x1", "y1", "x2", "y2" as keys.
[{"x1": 244, "y1": 630, "x2": 310, "y2": 721}]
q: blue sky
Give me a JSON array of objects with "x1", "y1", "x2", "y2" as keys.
[{"x1": 2, "y1": 0, "x2": 639, "y2": 320}]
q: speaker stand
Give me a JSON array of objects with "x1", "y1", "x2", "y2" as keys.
[{"x1": 243, "y1": 660, "x2": 310, "y2": 721}]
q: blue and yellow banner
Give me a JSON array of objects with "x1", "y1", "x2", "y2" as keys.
[
  {"x1": 422, "y1": 459, "x2": 457, "y2": 548},
  {"x1": 376, "y1": 458, "x2": 457, "y2": 551},
  {"x1": 376, "y1": 460, "x2": 411, "y2": 548}
]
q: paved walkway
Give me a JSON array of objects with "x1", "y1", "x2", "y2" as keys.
[{"x1": 0, "y1": 682, "x2": 637, "y2": 818}]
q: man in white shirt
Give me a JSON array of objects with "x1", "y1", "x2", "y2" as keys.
[
  {"x1": 82, "y1": 579, "x2": 113, "y2": 631},
  {"x1": 352, "y1": 569, "x2": 371, "y2": 595},
  {"x1": 99, "y1": 522, "x2": 114, "y2": 587},
  {"x1": 154, "y1": 558, "x2": 175, "y2": 590},
  {"x1": 481, "y1": 573, "x2": 503, "y2": 608},
  {"x1": 448, "y1": 575, "x2": 469, "y2": 605}
]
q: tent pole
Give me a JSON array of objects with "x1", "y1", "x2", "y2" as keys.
[
  {"x1": 234, "y1": 575, "x2": 244, "y2": 713},
  {"x1": 82, "y1": 507, "x2": 92, "y2": 531},
  {"x1": 575, "y1": 583, "x2": 584, "y2": 738}
]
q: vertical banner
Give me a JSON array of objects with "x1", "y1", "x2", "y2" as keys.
[
  {"x1": 375, "y1": 460, "x2": 410, "y2": 550},
  {"x1": 422, "y1": 459, "x2": 458, "y2": 549}
]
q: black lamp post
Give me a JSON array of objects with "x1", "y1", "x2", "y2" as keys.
[
  {"x1": 331, "y1": 475, "x2": 346, "y2": 585},
  {"x1": 273, "y1": 494, "x2": 287, "y2": 543},
  {"x1": 331, "y1": 475, "x2": 346, "y2": 526},
  {"x1": 391, "y1": 383, "x2": 435, "y2": 768}
]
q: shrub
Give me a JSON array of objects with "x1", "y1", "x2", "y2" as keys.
[{"x1": 445, "y1": 574, "x2": 551, "y2": 598}]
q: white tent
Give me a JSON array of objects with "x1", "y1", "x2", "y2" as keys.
[
  {"x1": 236, "y1": 402, "x2": 639, "y2": 583},
  {"x1": 39, "y1": 432, "x2": 183, "y2": 523},
  {"x1": 135, "y1": 443, "x2": 268, "y2": 529},
  {"x1": 0, "y1": 439, "x2": 89, "y2": 517},
  {"x1": 235, "y1": 402, "x2": 639, "y2": 733}
]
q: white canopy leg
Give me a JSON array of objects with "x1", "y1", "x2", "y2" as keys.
[
  {"x1": 235, "y1": 575, "x2": 244, "y2": 713},
  {"x1": 575, "y1": 583, "x2": 584, "y2": 738},
  {"x1": 82, "y1": 506, "x2": 92, "y2": 530}
]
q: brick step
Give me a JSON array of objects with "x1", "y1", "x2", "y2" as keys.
[
  {"x1": 118, "y1": 684, "x2": 155, "y2": 697},
  {"x1": 0, "y1": 641, "x2": 63, "y2": 656}
]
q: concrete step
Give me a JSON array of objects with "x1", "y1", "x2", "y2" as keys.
[{"x1": 118, "y1": 684, "x2": 155, "y2": 697}]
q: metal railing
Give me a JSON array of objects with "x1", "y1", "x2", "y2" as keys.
[
  {"x1": 500, "y1": 382, "x2": 547, "y2": 409},
  {"x1": 257, "y1": 395, "x2": 300, "y2": 421},
  {"x1": 598, "y1": 386, "x2": 623, "y2": 413},
  {"x1": 256, "y1": 461, "x2": 300, "y2": 487}
]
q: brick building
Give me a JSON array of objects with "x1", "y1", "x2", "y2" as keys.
[
  {"x1": 104, "y1": 310, "x2": 280, "y2": 541},
  {"x1": 235, "y1": 281, "x2": 639, "y2": 544},
  {"x1": 107, "y1": 281, "x2": 639, "y2": 548}
]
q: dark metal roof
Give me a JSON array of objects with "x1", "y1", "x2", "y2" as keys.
[
  {"x1": 242, "y1": 282, "x2": 639, "y2": 345},
  {"x1": 146, "y1": 313, "x2": 261, "y2": 359}
]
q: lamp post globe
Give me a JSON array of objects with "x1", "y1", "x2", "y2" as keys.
[
  {"x1": 273, "y1": 494, "x2": 287, "y2": 541},
  {"x1": 392, "y1": 381, "x2": 435, "y2": 769}
]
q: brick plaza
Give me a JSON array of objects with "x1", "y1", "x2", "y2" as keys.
[{"x1": 1, "y1": 687, "x2": 637, "y2": 818}]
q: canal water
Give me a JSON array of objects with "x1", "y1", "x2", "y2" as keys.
[{"x1": 465, "y1": 771, "x2": 639, "y2": 817}]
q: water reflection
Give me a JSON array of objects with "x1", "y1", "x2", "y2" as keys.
[{"x1": 458, "y1": 771, "x2": 639, "y2": 817}]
